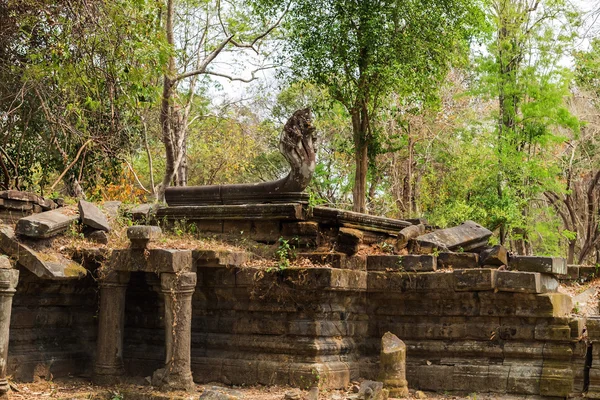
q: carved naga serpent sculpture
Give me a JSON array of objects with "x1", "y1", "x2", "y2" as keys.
[{"x1": 165, "y1": 108, "x2": 317, "y2": 206}]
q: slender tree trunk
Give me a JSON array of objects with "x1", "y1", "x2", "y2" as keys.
[{"x1": 351, "y1": 107, "x2": 368, "y2": 213}]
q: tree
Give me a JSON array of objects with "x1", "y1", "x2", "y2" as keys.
[
  {"x1": 0, "y1": 0, "x2": 164, "y2": 196},
  {"x1": 475, "y1": 0, "x2": 580, "y2": 251},
  {"x1": 545, "y1": 37, "x2": 600, "y2": 264},
  {"x1": 257, "y1": 0, "x2": 484, "y2": 212},
  {"x1": 156, "y1": 0, "x2": 285, "y2": 200}
]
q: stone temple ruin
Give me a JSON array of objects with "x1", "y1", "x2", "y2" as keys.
[{"x1": 0, "y1": 109, "x2": 599, "y2": 398}]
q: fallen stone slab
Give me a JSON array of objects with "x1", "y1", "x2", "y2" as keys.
[
  {"x1": 413, "y1": 220, "x2": 492, "y2": 253},
  {"x1": 367, "y1": 255, "x2": 436, "y2": 272},
  {"x1": 479, "y1": 245, "x2": 508, "y2": 266},
  {"x1": 79, "y1": 200, "x2": 110, "y2": 232},
  {"x1": 15, "y1": 208, "x2": 78, "y2": 238},
  {"x1": 0, "y1": 225, "x2": 87, "y2": 280},
  {"x1": 510, "y1": 256, "x2": 567, "y2": 275},
  {"x1": 312, "y1": 206, "x2": 411, "y2": 233},
  {"x1": 395, "y1": 224, "x2": 425, "y2": 251},
  {"x1": 496, "y1": 270, "x2": 558, "y2": 293}
]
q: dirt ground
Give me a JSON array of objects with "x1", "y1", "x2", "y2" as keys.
[{"x1": 7, "y1": 378, "x2": 569, "y2": 400}]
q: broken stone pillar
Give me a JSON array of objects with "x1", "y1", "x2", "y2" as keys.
[
  {"x1": 93, "y1": 270, "x2": 130, "y2": 384},
  {"x1": 152, "y1": 272, "x2": 196, "y2": 391},
  {"x1": 0, "y1": 268, "x2": 18, "y2": 399},
  {"x1": 379, "y1": 332, "x2": 408, "y2": 398}
]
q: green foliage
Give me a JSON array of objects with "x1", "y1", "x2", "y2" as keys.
[
  {"x1": 0, "y1": 0, "x2": 165, "y2": 194},
  {"x1": 275, "y1": 237, "x2": 295, "y2": 270}
]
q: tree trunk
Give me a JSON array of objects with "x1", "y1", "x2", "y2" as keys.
[
  {"x1": 351, "y1": 107, "x2": 369, "y2": 213},
  {"x1": 567, "y1": 239, "x2": 576, "y2": 265}
]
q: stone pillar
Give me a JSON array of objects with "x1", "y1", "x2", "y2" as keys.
[
  {"x1": 152, "y1": 272, "x2": 196, "y2": 391},
  {"x1": 93, "y1": 270, "x2": 130, "y2": 384},
  {"x1": 0, "y1": 268, "x2": 19, "y2": 399},
  {"x1": 379, "y1": 331, "x2": 409, "y2": 397}
]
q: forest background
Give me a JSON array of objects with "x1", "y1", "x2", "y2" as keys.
[{"x1": 1, "y1": 0, "x2": 600, "y2": 264}]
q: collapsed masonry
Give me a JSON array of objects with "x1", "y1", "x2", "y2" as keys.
[{"x1": 0, "y1": 193, "x2": 598, "y2": 398}]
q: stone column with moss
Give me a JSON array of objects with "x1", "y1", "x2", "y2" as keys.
[
  {"x1": 379, "y1": 331, "x2": 409, "y2": 397},
  {"x1": 152, "y1": 272, "x2": 196, "y2": 391},
  {"x1": 93, "y1": 270, "x2": 130, "y2": 384},
  {"x1": 0, "y1": 267, "x2": 19, "y2": 399}
]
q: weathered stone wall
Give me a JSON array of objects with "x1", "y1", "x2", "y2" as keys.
[
  {"x1": 4, "y1": 245, "x2": 595, "y2": 397},
  {"x1": 8, "y1": 267, "x2": 97, "y2": 381},
  {"x1": 191, "y1": 265, "x2": 367, "y2": 388},
  {"x1": 364, "y1": 269, "x2": 586, "y2": 396}
]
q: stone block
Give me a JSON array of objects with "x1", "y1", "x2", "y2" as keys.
[
  {"x1": 281, "y1": 221, "x2": 318, "y2": 237},
  {"x1": 569, "y1": 318, "x2": 585, "y2": 339},
  {"x1": 453, "y1": 269, "x2": 496, "y2": 291},
  {"x1": 367, "y1": 255, "x2": 436, "y2": 272},
  {"x1": 453, "y1": 365, "x2": 489, "y2": 392},
  {"x1": 257, "y1": 360, "x2": 290, "y2": 386},
  {"x1": 221, "y1": 359, "x2": 258, "y2": 385},
  {"x1": 250, "y1": 220, "x2": 281, "y2": 243},
  {"x1": 223, "y1": 220, "x2": 253, "y2": 235},
  {"x1": 540, "y1": 362, "x2": 573, "y2": 397},
  {"x1": 127, "y1": 225, "x2": 162, "y2": 249},
  {"x1": 587, "y1": 317, "x2": 600, "y2": 340},
  {"x1": 506, "y1": 364, "x2": 542, "y2": 394},
  {"x1": 78, "y1": 200, "x2": 110, "y2": 232},
  {"x1": 496, "y1": 270, "x2": 541, "y2": 293},
  {"x1": 487, "y1": 365, "x2": 510, "y2": 393},
  {"x1": 496, "y1": 317, "x2": 537, "y2": 340},
  {"x1": 193, "y1": 250, "x2": 251, "y2": 267},
  {"x1": 131, "y1": 249, "x2": 193, "y2": 273},
  {"x1": 412, "y1": 364, "x2": 454, "y2": 391},
  {"x1": 496, "y1": 271, "x2": 558, "y2": 293},
  {"x1": 479, "y1": 245, "x2": 508, "y2": 266},
  {"x1": 534, "y1": 323, "x2": 571, "y2": 341},
  {"x1": 297, "y1": 252, "x2": 366, "y2": 270},
  {"x1": 437, "y1": 252, "x2": 479, "y2": 269},
  {"x1": 395, "y1": 224, "x2": 425, "y2": 251},
  {"x1": 510, "y1": 256, "x2": 567, "y2": 275},
  {"x1": 413, "y1": 220, "x2": 492, "y2": 252},
  {"x1": 282, "y1": 268, "x2": 367, "y2": 291},
  {"x1": 336, "y1": 227, "x2": 363, "y2": 255},
  {"x1": 479, "y1": 292, "x2": 572, "y2": 317},
  {"x1": 15, "y1": 209, "x2": 78, "y2": 238},
  {"x1": 566, "y1": 265, "x2": 579, "y2": 280}
]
